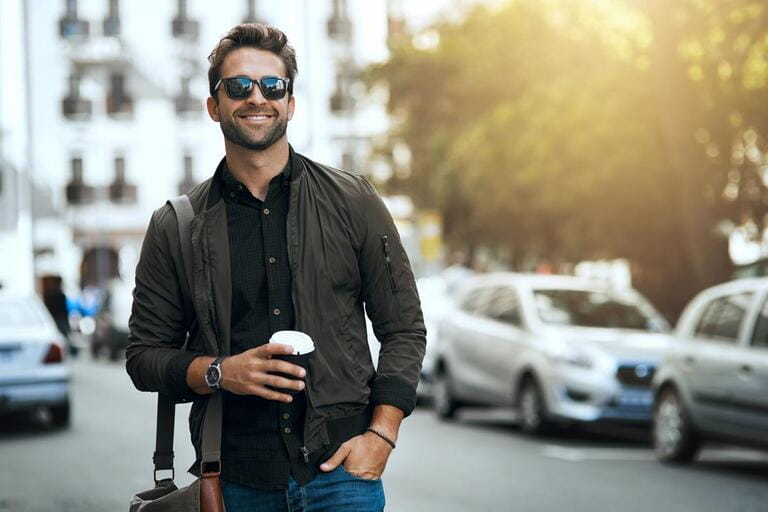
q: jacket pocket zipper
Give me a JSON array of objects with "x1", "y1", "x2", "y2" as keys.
[{"x1": 381, "y1": 235, "x2": 398, "y2": 292}]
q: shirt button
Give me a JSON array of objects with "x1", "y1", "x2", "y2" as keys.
[
  {"x1": 229, "y1": 192, "x2": 235, "y2": 198},
  {"x1": 283, "y1": 413, "x2": 290, "y2": 420},
  {"x1": 284, "y1": 427, "x2": 291, "y2": 434},
  {"x1": 263, "y1": 208, "x2": 270, "y2": 215},
  {"x1": 273, "y1": 308, "x2": 281, "y2": 316},
  {"x1": 268, "y1": 257, "x2": 276, "y2": 264},
  {"x1": 237, "y1": 184, "x2": 243, "y2": 191}
]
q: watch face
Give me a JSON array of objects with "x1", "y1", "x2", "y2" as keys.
[{"x1": 205, "y1": 364, "x2": 221, "y2": 388}]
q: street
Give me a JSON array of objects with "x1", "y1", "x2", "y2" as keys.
[{"x1": 1, "y1": 357, "x2": 767, "y2": 512}]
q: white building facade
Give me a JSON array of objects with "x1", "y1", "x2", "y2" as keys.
[{"x1": 24, "y1": 0, "x2": 391, "y2": 291}]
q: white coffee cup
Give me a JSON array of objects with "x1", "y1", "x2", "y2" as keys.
[{"x1": 269, "y1": 330, "x2": 315, "y2": 355}]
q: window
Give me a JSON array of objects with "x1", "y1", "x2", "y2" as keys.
[
  {"x1": 533, "y1": 289, "x2": 661, "y2": 331},
  {"x1": 694, "y1": 292, "x2": 754, "y2": 343},
  {"x1": 750, "y1": 296, "x2": 768, "y2": 349},
  {"x1": 460, "y1": 287, "x2": 494, "y2": 316},
  {"x1": 485, "y1": 287, "x2": 522, "y2": 327}
]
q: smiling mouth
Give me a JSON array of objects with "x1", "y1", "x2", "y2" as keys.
[{"x1": 238, "y1": 112, "x2": 275, "y2": 122}]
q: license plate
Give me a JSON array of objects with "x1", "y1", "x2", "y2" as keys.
[
  {"x1": 618, "y1": 390, "x2": 652, "y2": 407},
  {"x1": 0, "y1": 345, "x2": 21, "y2": 364}
]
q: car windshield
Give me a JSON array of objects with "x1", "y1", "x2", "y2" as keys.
[
  {"x1": 0, "y1": 300, "x2": 45, "y2": 327},
  {"x1": 533, "y1": 289, "x2": 664, "y2": 331}
]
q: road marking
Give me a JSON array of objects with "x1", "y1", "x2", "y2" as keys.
[
  {"x1": 542, "y1": 445, "x2": 656, "y2": 462},
  {"x1": 542, "y1": 445, "x2": 768, "y2": 463}
]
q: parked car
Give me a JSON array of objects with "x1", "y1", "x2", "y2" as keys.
[
  {"x1": 434, "y1": 273, "x2": 671, "y2": 434},
  {"x1": 91, "y1": 278, "x2": 133, "y2": 361},
  {"x1": 652, "y1": 278, "x2": 768, "y2": 463},
  {"x1": 0, "y1": 293, "x2": 71, "y2": 427}
]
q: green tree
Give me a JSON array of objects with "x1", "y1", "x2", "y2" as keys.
[{"x1": 369, "y1": 0, "x2": 768, "y2": 319}]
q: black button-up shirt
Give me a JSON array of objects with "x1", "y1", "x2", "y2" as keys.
[{"x1": 219, "y1": 158, "x2": 320, "y2": 490}]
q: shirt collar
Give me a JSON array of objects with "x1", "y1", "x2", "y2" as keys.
[{"x1": 220, "y1": 157, "x2": 292, "y2": 201}]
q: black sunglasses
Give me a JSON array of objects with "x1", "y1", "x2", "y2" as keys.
[{"x1": 214, "y1": 76, "x2": 291, "y2": 101}]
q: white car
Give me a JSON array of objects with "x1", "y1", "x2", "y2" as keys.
[
  {"x1": 652, "y1": 278, "x2": 768, "y2": 463},
  {"x1": 0, "y1": 294, "x2": 71, "y2": 427},
  {"x1": 434, "y1": 273, "x2": 671, "y2": 434}
]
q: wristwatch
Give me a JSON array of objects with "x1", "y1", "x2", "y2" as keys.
[{"x1": 204, "y1": 356, "x2": 227, "y2": 390}]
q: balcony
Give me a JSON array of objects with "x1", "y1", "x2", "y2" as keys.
[
  {"x1": 59, "y1": 0, "x2": 89, "y2": 39},
  {"x1": 178, "y1": 156, "x2": 198, "y2": 195},
  {"x1": 60, "y1": 17, "x2": 89, "y2": 39},
  {"x1": 327, "y1": 0, "x2": 352, "y2": 39},
  {"x1": 62, "y1": 96, "x2": 93, "y2": 121},
  {"x1": 103, "y1": 16, "x2": 120, "y2": 37},
  {"x1": 175, "y1": 78, "x2": 202, "y2": 116},
  {"x1": 330, "y1": 73, "x2": 354, "y2": 114},
  {"x1": 106, "y1": 74, "x2": 134, "y2": 118},
  {"x1": 327, "y1": 15, "x2": 352, "y2": 40},
  {"x1": 62, "y1": 74, "x2": 92, "y2": 121},
  {"x1": 172, "y1": 0, "x2": 199, "y2": 40},
  {"x1": 109, "y1": 157, "x2": 137, "y2": 204},
  {"x1": 103, "y1": 0, "x2": 121, "y2": 36},
  {"x1": 66, "y1": 159, "x2": 94, "y2": 205}
]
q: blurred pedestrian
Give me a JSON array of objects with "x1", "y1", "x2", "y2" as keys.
[
  {"x1": 126, "y1": 23, "x2": 425, "y2": 512},
  {"x1": 41, "y1": 275, "x2": 74, "y2": 356}
]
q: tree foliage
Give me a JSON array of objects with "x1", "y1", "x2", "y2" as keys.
[{"x1": 368, "y1": 0, "x2": 768, "y2": 318}]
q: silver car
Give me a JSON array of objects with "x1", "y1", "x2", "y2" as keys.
[
  {"x1": 652, "y1": 278, "x2": 768, "y2": 463},
  {"x1": 434, "y1": 273, "x2": 671, "y2": 434},
  {"x1": 0, "y1": 294, "x2": 71, "y2": 427}
]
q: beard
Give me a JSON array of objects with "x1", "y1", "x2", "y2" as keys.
[{"x1": 220, "y1": 111, "x2": 288, "y2": 151}]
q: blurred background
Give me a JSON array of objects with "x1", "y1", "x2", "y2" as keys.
[{"x1": 1, "y1": 0, "x2": 768, "y2": 511}]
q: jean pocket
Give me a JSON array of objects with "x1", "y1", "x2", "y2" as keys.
[{"x1": 338, "y1": 465, "x2": 381, "y2": 482}]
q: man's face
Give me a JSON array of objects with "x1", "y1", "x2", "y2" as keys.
[{"x1": 207, "y1": 47, "x2": 295, "y2": 151}]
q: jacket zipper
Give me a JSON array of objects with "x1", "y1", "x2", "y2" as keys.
[
  {"x1": 381, "y1": 235, "x2": 398, "y2": 292},
  {"x1": 287, "y1": 179, "x2": 313, "y2": 460}
]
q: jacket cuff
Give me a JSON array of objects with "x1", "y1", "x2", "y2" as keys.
[
  {"x1": 370, "y1": 375, "x2": 417, "y2": 417},
  {"x1": 166, "y1": 351, "x2": 201, "y2": 402}
]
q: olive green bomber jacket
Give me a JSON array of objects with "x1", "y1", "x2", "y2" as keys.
[{"x1": 125, "y1": 148, "x2": 426, "y2": 459}]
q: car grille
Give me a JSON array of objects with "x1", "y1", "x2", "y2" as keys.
[{"x1": 616, "y1": 364, "x2": 655, "y2": 388}]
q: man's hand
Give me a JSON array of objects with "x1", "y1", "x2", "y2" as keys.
[
  {"x1": 186, "y1": 343, "x2": 305, "y2": 402},
  {"x1": 319, "y1": 432, "x2": 393, "y2": 480}
]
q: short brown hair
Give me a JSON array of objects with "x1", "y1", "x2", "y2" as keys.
[{"x1": 207, "y1": 23, "x2": 297, "y2": 99}]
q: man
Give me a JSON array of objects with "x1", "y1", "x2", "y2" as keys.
[{"x1": 126, "y1": 23, "x2": 425, "y2": 512}]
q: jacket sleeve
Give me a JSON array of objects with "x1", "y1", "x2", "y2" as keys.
[
  {"x1": 357, "y1": 177, "x2": 427, "y2": 417},
  {"x1": 125, "y1": 207, "x2": 202, "y2": 402}
]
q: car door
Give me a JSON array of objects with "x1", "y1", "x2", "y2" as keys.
[
  {"x1": 725, "y1": 292, "x2": 768, "y2": 444},
  {"x1": 477, "y1": 286, "x2": 527, "y2": 404},
  {"x1": 686, "y1": 291, "x2": 756, "y2": 430},
  {"x1": 444, "y1": 285, "x2": 496, "y2": 398}
]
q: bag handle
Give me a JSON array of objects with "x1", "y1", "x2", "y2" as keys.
[{"x1": 152, "y1": 195, "x2": 223, "y2": 483}]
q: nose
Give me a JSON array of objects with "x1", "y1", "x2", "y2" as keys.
[{"x1": 245, "y1": 83, "x2": 268, "y2": 106}]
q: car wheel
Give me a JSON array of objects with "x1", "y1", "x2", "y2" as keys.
[
  {"x1": 653, "y1": 387, "x2": 700, "y2": 464},
  {"x1": 50, "y1": 401, "x2": 71, "y2": 428},
  {"x1": 518, "y1": 378, "x2": 552, "y2": 436},
  {"x1": 433, "y1": 367, "x2": 459, "y2": 420}
]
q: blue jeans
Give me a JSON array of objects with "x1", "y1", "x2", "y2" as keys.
[{"x1": 221, "y1": 467, "x2": 386, "y2": 512}]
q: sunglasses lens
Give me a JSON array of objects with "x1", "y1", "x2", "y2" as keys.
[
  {"x1": 259, "y1": 77, "x2": 287, "y2": 100},
  {"x1": 224, "y1": 78, "x2": 254, "y2": 100}
]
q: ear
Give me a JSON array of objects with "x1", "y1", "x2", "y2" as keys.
[
  {"x1": 287, "y1": 94, "x2": 295, "y2": 121},
  {"x1": 206, "y1": 96, "x2": 220, "y2": 122}
]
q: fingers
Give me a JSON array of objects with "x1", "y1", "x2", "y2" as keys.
[
  {"x1": 267, "y1": 359, "x2": 306, "y2": 379},
  {"x1": 250, "y1": 385, "x2": 295, "y2": 403},
  {"x1": 252, "y1": 343, "x2": 295, "y2": 357},
  {"x1": 320, "y1": 442, "x2": 352, "y2": 472}
]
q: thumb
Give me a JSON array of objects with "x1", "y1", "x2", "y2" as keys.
[{"x1": 320, "y1": 443, "x2": 351, "y2": 472}]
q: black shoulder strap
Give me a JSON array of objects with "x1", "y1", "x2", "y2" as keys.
[{"x1": 153, "y1": 195, "x2": 223, "y2": 482}]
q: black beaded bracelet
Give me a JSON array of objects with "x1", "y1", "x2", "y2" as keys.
[{"x1": 365, "y1": 428, "x2": 396, "y2": 450}]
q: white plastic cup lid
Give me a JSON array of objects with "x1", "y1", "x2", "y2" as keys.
[{"x1": 269, "y1": 330, "x2": 315, "y2": 355}]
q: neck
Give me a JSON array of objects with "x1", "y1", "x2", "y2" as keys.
[{"x1": 224, "y1": 137, "x2": 290, "y2": 200}]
